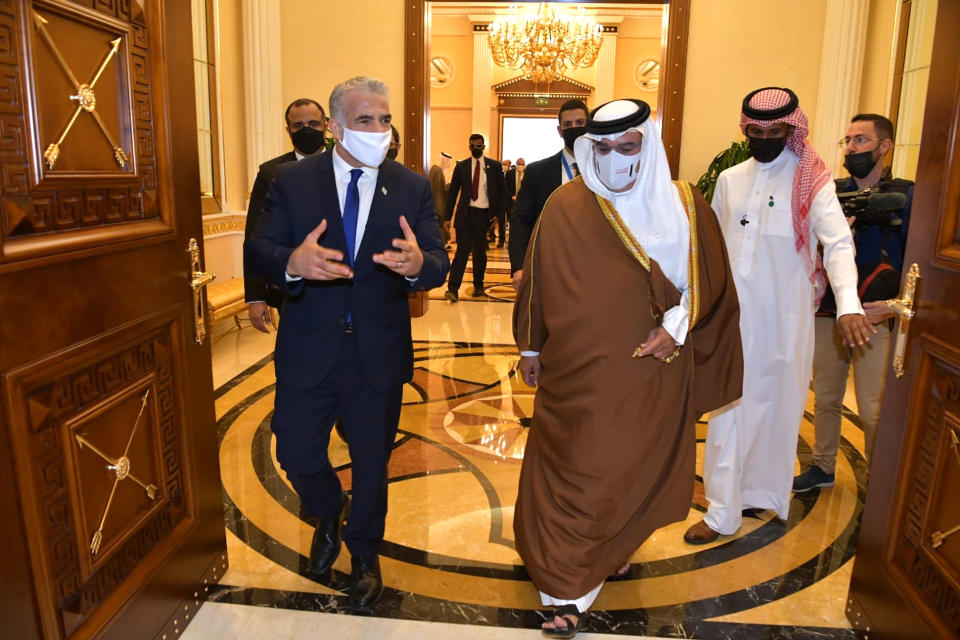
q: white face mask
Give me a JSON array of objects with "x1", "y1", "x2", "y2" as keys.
[
  {"x1": 594, "y1": 150, "x2": 640, "y2": 192},
  {"x1": 339, "y1": 126, "x2": 392, "y2": 167}
]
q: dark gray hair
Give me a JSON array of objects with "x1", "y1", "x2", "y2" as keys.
[{"x1": 329, "y1": 76, "x2": 389, "y2": 123}]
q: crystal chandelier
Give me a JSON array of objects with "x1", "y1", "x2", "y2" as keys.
[{"x1": 488, "y1": 3, "x2": 603, "y2": 85}]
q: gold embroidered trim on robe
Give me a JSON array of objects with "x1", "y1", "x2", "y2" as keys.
[
  {"x1": 673, "y1": 180, "x2": 700, "y2": 327},
  {"x1": 595, "y1": 183, "x2": 703, "y2": 329},
  {"x1": 594, "y1": 194, "x2": 651, "y2": 272}
]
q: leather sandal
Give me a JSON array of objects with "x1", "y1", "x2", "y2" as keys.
[{"x1": 541, "y1": 604, "x2": 589, "y2": 639}]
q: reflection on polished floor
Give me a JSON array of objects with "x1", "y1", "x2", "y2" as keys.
[{"x1": 193, "y1": 247, "x2": 863, "y2": 639}]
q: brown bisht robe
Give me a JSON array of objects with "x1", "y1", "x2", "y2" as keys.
[{"x1": 513, "y1": 178, "x2": 743, "y2": 599}]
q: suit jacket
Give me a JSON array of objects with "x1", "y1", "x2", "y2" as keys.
[
  {"x1": 246, "y1": 151, "x2": 450, "y2": 391},
  {"x1": 509, "y1": 151, "x2": 563, "y2": 273},
  {"x1": 244, "y1": 150, "x2": 298, "y2": 307},
  {"x1": 505, "y1": 167, "x2": 517, "y2": 199},
  {"x1": 444, "y1": 156, "x2": 506, "y2": 228}
]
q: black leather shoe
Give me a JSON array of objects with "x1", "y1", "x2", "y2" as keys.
[
  {"x1": 348, "y1": 555, "x2": 383, "y2": 613},
  {"x1": 308, "y1": 492, "x2": 351, "y2": 578}
]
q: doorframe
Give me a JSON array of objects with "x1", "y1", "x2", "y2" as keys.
[{"x1": 403, "y1": 0, "x2": 690, "y2": 177}]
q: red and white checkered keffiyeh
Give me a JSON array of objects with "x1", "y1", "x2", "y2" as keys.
[{"x1": 740, "y1": 88, "x2": 831, "y2": 300}]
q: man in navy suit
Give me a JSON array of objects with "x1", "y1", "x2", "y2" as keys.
[
  {"x1": 246, "y1": 76, "x2": 449, "y2": 611},
  {"x1": 443, "y1": 133, "x2": 506, "y2": 301},
  {"x1": 509, "y1": 98, "x2": 588, "y2": 290}
]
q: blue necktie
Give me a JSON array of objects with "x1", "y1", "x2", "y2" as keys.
[{"x1": 342, "y1": 168, "x2": 363, "y2": 266}]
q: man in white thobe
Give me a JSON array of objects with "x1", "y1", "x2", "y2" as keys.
[{"x1": 684, "y1": 87, "x2": 875, "y2": 544}]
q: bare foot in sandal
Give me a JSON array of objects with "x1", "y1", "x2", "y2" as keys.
[
  {"x1": 542, "y1": 604, "x2": 588, "y2": 638},
  {"x1": 607, "y1": 561, "x2": 630, "y2": 580}
]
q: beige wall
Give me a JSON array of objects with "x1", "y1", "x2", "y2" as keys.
[
  {"x1": 217, "y1": 0, "x2": 247, "y2": 213},
  {"x1": 679, "y1": 0, "x2": 828, "y2": 183},
  {"x1": 280, "y1": 0, "x2": 405, "y2": 161},
  {"x1": 431, "y1": 107, "x2": 472, "y2": 166},
  {"x1": 216, "y1": 1, "x2": 906, "y2": 201},
  {"x1": 859, "y1": 0, "x2": 899, "y2": 116}
]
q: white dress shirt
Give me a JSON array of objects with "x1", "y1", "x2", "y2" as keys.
[
  {"x1": 286, "y1": 148, "x2": 379, "y2": 281},
  {"x1": 332, "y1": 147, "x2": 379, "y2": 260},
  {"x1": 469, "y1": 157, "x2": 490, "y2": 208}
]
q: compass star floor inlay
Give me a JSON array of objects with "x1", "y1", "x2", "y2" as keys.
[{"x1": 201, "y1": 246, "x2": 864, "y2": 639}]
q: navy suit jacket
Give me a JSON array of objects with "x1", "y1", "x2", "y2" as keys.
[
  {"x1": 246, "y1": 151, "x2": 449, "y2": 392},
  {"x1": 508, "y1": 151, "x2": 563, "y2": 273}
]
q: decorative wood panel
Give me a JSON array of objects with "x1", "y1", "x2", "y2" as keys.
[
  {"x1": 0, "y1": 0, "x2": 164, "y2": 261},
  {"x1": 4, "y1": 311, "x2": 192, "y2": 638},
  {"x1": 887, "y1": 340, "x2": 960, "y2": 636}
]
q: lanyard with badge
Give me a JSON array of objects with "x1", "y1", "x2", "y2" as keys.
[{"x1": 560, "y1": 153, "x2": 577, "y2": 180}]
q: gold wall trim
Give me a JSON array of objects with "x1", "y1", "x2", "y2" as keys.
[{"x1": 202, "y1": 214, "x2": 245, "y2": 237}]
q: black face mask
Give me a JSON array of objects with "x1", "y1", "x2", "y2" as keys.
[
  {"x1": 561, "y1": 126, "x2": 586, "y2": 151},
  {"x1": 386, "y1": 147, "x2": 399, "y2": 161},
  {"x1": 470, "y1": 147, "x2": 484, "y2": 159},
  {"x1": 747, "y1": 136, "x2": 787, "y2": 163},
  {"x1": 290, "y1": 127, "x2": 325, "y2": 155},
  {"x1": 843, "y1": 149, "x2": 878, "y2": 179}
]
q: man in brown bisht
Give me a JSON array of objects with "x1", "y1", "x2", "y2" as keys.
[{"x1": 513, "y1": 98, "x2": 743, "y2": 638}]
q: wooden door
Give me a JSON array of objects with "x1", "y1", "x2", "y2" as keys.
[
  {"x1": 0, "y1": 1, "x2": 225, "y2": 638},
  {"x1": 847, "y1": 3, "x2": 960, "y2": 638}
]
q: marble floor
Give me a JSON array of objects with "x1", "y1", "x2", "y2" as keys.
[{"x1": 194, "y1": 246, "x2": 865, "y2": 639}]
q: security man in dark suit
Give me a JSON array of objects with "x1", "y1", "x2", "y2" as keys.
[
  {"x1": 243, "y1": 98, "x2": 327, "y2": 331},
  {"x1": 500, "y1": 159, "x2": 516, "y2": 248},
  {"x1": 443, "y1": 133, "x2": 507, "y2": 301},
  {"x1": 508, "y1": 98, "x2": 588, "y2": 290},
  {"x1": 247, "y1": 76, "x2": 449, "y2": 611}
]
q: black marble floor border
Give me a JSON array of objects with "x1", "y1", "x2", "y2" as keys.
[
  {"x1": 240, "y1": 392, "x2": 862, "y2": 584},
  {"x1": 214, "y1": 346, "x2": 868, "y2": 637}
]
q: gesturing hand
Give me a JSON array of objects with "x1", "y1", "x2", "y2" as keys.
[
  {"x1": 372, "y1": 215, "x2": 424, "y2": 277},
  {"x1": 286, "y1": 219, "x2": 354, "y2": 280}
]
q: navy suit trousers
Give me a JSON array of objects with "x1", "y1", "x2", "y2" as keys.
[{"x1": 272, "y1": 333, "x2": 402, "y2": 559}]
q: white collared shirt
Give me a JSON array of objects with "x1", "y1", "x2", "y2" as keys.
[
  {"x1": 469, "y1": 157, "x2": 490, "y2": 208},
  {"x1": 332, "y1": 146, "x2": 380, "y2": 260}
]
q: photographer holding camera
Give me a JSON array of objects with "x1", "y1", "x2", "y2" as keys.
[{"x1": 794, "y1": 114, "x2": 913, "y2": 492}]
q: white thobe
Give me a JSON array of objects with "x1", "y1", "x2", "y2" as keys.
[{"x1": 703, "y1": 149, "x2": 861, "y2": 534}]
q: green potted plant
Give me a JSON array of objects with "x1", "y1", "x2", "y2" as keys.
[{"x1": 695, "y1": 140, "x2": 750, "y2": 202}]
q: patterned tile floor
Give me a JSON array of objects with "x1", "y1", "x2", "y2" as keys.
[{"x1": 195, "y1": 246, "x2": 864, "y2": 639}]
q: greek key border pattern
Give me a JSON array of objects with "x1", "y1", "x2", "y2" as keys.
[
  {"x1": 894, "y1": 362, "x2": 960, "y2": 634},
  {"x1": 1, "y1": 1, "x2": 159, "y2": 241},
  {"x1": 23, "y1": 330, "x2": 184, "y2": 634}
]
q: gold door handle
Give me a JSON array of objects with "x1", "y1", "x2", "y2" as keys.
[
  {"x1": 191, "y1": 270, "x2": 215, "y2": 290},
  {"x1": 187, "y1": 238, "x2": 216, "y2": 344},
  {"x1": 885, "y1": 263, "x2": 920, "y2": 378}
]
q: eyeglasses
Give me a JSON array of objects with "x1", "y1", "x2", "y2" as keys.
[
  {"x1": 838, "y1": 135, "x2": 887, "y2": 148},
  {"x1": 593, "y1": 140, "x2": 641, "y2": 156}
]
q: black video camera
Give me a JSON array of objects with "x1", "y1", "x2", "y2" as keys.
[{"x1": 836, "y1": 185, "x2": 907, "y2": 229}]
